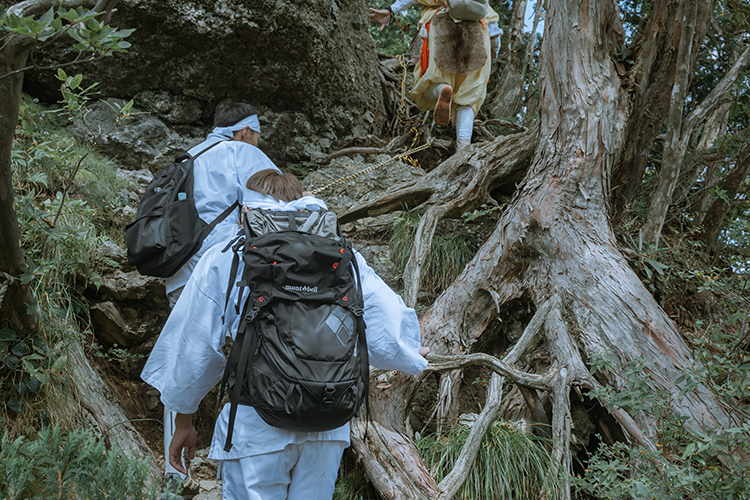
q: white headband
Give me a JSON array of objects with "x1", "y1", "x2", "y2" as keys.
[{"x1": 212, "y1": 114, "x2": 261, "y2": 138}]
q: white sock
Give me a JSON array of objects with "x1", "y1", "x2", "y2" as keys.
[
  {"x1": 425, "y1": 83, "x2": 448, "y2": 102},
  {"x1": 164, "y1": 406, "x2": 187, "y2": 478},
  {"x1": 456, "y1": 106, "x2": 475, "y2": 142}
]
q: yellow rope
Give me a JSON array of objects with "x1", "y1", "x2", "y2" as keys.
[
  {"x1": 311, "y1": 139, "x2": 434, "y2": 195},
  {"x1": 395, "y1": 55, "x2": 428, "y2": 170}
]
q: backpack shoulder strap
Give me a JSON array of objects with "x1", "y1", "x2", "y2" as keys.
[
  {"x1": 191, "y1": 139, "x2": 227, "y2": 161},
  {"x1": 220, "y1": 233, "x2": 245, "y2": 324}
]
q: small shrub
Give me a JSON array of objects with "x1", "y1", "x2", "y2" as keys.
[
  {"x1": 0, "y1": 425, "x2": 157, "y2": 500},
  {"x1": 577, "y1": 354, "x2": 750, "y2": 499}
]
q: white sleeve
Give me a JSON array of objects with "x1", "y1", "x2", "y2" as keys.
[
  {"x1": 356, "y1": 252, "x2": 428, "y2": 375},
  {"x1": 141, "y1": 247, "x2": 236, "y2": 414}
]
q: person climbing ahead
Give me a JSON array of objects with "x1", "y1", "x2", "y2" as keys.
[
  {"x1": 160, "y1": 102, "x2": 279, "y2": 499},
  {"x1": 370, "y1": 0, "x2": 501, "y2": 150}
]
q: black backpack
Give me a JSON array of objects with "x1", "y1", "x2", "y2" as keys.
[
  {"x1": 124, "y1": 140, "x2": 238, "y2": 278},
  {"x1": 219, "y1": 208, "x2": 368, "y2": 451}
]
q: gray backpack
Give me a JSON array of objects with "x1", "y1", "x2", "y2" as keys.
[
  {"x1": 219, "y1": 208, "x2": 368, "y2": 451},
  {"x1": 446, "y1": 0, "x2": 489, "y2": 21}
]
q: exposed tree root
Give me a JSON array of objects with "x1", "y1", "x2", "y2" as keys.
[{"x1": 341, "y1": 123, "x2": 538, "y2": 306}]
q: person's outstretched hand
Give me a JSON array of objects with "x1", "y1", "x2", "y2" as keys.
[
  {"x1": 169, "y1": 413, "x2": 197, "y2": 475},
  {"x1": 369, "y1": 8, "x2": 391, "y2": 31}
]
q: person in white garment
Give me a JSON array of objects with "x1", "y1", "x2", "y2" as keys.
[
  {"x1": 142, "y1": 170, "x2": 430, "y2": 500},
  {"x1": 160, "y1": 103, "x2": 279, "y2": 498},
  {"x1": 370, "y1": 0, "x2": 502, "y2": 150}
]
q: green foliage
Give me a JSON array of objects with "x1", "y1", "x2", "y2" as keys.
[
  {"x1": 623, "y1": 229, "x2": 671, "y2": 290},
  {"x1": 576, "y1": 354, "x2": 750, "y2": 499},
  {"x1": 0, "y1": 425, "x2": 157, "y2": 500},
  {"x1": 0, "y1": 6, "x2": 133, "y2": 56},
  {"x1": 285, "y1": 160, "x2": 318, "y2": 182},
  {"x1": 4, "y1": 94, "x2": 132, "y2": 424},
  {"x1": 389, "y1": 210, "x2": 480, "y2": 295},
  {"x1": 0, "y1": 326, "x2": 66, "y2": 415},
  {"x1": 365, "y1": 0, "x2": 419, "y2": 56},
  {"x1": 417, "y1": 422, "x2": 564, "y2": 499},
  {"x1": 461, "y1": 203, "x2": 504, "y2": 223}
]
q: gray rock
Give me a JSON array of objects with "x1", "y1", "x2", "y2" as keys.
[
  {"x1": 303, "y1": 154, "x2": 424, "y2": 216},
  {"x1": 24, "y1": 0, "x2": 385, "y2": 164},
  {"x1": 70, "y1": 99, "x2": 196, "y2": 171},
  {"x1": 87, "y1": 268, "x2": 168, "y2": 348},
  {"x1": 135, "y1": 91, "x2": 204, "y2": 124}
]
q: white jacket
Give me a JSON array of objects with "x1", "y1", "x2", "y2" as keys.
[
  {"x1": 142, "y1": 195, "x2": 427, "y2": 460},
  {"x1": 164, "y1": 133, "x2": 279, "y2": 294}
]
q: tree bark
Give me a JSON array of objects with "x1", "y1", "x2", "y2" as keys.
[
  {"x1": 610, "y1": 0, "x2": 715, "y2": 220},
  {"x1": 350, "y1": 0, "x2": 734, "y2": 498},
  {"x1": 642, "y1": 0, "x2": 700, "y2": 247},
  {"x1": 0, "y1": 31, "x2": 38, "y2": 333}
]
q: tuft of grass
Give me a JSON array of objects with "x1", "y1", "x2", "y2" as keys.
[
  {"x1": 389, "y1": 211, "x2": 479, "y2": 296},
  {"x1": 417, "y1": 422, "x2": 564, "y2": 500},
  {"x1": 333, "y1": 466, "x2": 384, "y2": 500}
]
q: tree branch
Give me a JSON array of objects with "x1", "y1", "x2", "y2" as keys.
[{"x1": 425, "y1": 353, "x2": 555, "y2": 390}]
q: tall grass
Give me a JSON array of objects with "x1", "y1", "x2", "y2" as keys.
[
  {"x1": 389, "y1": 211, "x2": 479, "y2": 295},
  {"x1": 417, "y1": 422, "x2": 564, "y2": 499}
]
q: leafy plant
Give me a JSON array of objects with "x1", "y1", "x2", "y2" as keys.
[
  {"x1": 0, "y1": 327, "x2": 67, "y2": 415},
  {"x1": 576, "y1": 353, "x2": 750, "y2": 499},
  {"x1": 0, "y1": 6, "x2": 133, "y2": 67}
]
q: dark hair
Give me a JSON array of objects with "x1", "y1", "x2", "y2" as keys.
[
  {"x1": 246, "y1": 169, "x2": 304, "y2": 202},
  {"x1": 213, "y1": 102, "x2": 259, "y2": 127}
]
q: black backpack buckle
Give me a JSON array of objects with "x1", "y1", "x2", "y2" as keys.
[{"x1": 320, "y1": 383, "x2": 336, "y2": 411}]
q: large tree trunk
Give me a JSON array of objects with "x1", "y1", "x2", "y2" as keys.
[
  {"x1": 0, "y1": 33, "x2": 37, "y2": 333},
  {"x1": 350, "y1": 0, "x2": 734, "y2": 498}
]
